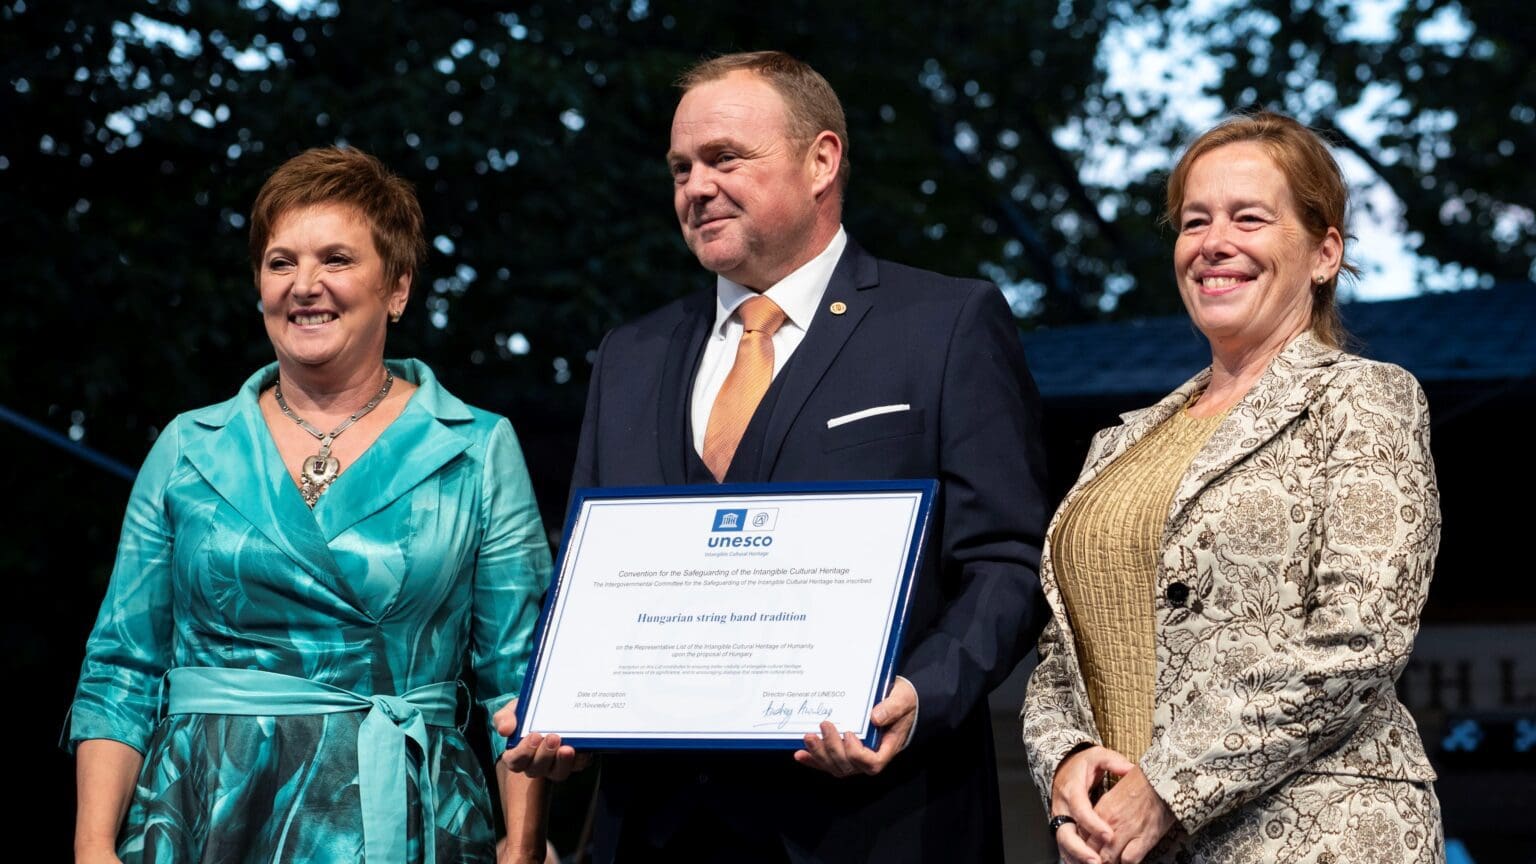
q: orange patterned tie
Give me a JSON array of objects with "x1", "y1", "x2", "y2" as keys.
[{"x1": 702, "y1": 295, "x2": 788, "y2": 481}]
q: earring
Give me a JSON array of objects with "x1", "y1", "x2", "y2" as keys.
[
  {"x1": 389, "y1": 311, "x2": 402, "y2": 323},
  {"x1": 1313, "y1": 274, "x2": 1327, "y2": 285}
]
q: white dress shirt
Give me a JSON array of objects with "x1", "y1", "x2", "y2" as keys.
[{"x1": 689, "y1": 227, "x2": 849, "y2": 455}]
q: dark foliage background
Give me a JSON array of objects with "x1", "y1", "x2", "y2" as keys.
[{"x1": 4, "y1": 0, "x2": 1531, "y2": 857}]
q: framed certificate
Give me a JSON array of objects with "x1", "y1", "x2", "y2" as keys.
[{"x1": 512, "y1": 480, "x2": 937, "y2": 750}]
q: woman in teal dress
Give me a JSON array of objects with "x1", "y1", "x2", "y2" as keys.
[{"x1": 68, "y1": 147, "x2": 552, "y2": 863}]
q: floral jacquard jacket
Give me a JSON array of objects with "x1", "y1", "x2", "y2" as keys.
[{"x1": 1021, "y1": 332, "x2": 1439, "y2": 834}]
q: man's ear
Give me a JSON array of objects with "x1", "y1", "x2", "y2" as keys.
[{"x1": 807, "y1": 130, "x2": 843, "y2": 198}]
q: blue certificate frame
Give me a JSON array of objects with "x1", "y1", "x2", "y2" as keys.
[{"x1": 512, "y1": 480, "x2": 937, "y2": 751}]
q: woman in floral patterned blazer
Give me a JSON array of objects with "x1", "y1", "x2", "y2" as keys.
[{"x1": 1022, "y1": 112, "x2": 1442, "y2": 864}]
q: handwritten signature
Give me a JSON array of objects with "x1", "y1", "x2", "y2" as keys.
[{"x1": 753, "y1": 699, "x2": 836, "y2": 729}]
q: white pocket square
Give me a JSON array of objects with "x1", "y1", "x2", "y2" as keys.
[{"x1": 826, "y1": 404, "x2": 911, "y2": 429}]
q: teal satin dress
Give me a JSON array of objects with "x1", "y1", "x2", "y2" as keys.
[{"x1": 68, "y1": 360, "x2": 552, "y2": 863}]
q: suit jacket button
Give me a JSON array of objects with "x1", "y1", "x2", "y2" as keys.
[{"x1": 1166, "y1": 582, "x2": 1189, "y2": 607}]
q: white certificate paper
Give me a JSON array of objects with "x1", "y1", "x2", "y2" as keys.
[{"x1": 514, "y1": 482, "x2": 936, "y2": 749}]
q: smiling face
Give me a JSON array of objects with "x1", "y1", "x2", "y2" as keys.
[
  {"x1": 668, "y1": 70, "x2": 839, "y2": 290},
  {"x1": 1174, "y1": 141, "x2": 1342, "y2": 356},
  {"x1": 259, "y1": 202, "x2": 408, "y2": 376}
]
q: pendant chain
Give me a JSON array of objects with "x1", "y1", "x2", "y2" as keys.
[{"x1": 274, "y1": 370, "x2": 395, "y2": 506}]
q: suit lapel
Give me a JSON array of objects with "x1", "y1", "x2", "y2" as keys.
[
  {"x1": 1165, "y1": 333, "x2": 1342, "y2": 537},
  {"x1": 181, "y1": 367, "x2": 342, "y2": 580},
  {"x1": 752, "y1": 240, "x2": 879, "y2": 480},
  {"x1": 655, "y1": 291, "x2": 715, "y2": 485}
]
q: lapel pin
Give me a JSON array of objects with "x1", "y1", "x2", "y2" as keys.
[{"x1": 829, "y1": 301, "x2": 847, "y2": 316}]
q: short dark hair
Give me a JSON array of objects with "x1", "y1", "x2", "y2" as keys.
[
  {"x1": 249, "y1": 146, "x2": 426, "y2": 291},
  {"x1": 677, "y1": 50, "x2": 851, "y2": 190}
]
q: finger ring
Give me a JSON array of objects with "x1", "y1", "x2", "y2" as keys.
[{"x1": 1048, "y1": 814, "x2": 1077, "y2": 833}]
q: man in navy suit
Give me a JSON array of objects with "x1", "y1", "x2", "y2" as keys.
[{"x1": 504, "y1": 50, "x2": 1048, "y2": 863}]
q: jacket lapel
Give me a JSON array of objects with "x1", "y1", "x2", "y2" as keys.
[
  {"x1": 1027, "y1": 376, "x2": 1210, "y2": 730},
  {"x1": 1037, "y1": 334, "x2": 1344, "y2": 638},
  {"x1": 753, "y1": 239, "x2": 878, "y2": 479},
  {"x1": 655, "y1": 291, "x2": 715, "y2": 485},
  {"x1": 1034, "y1": 372, "x2": 1205, "y2": 615},
  {"x1": 181, "y1": 365, "x2": 342, "y2": 580},
  {"x1": 311, "y1": 361, "x2": 473, "y2": 542},
  {"x1": 1072, "y1": 374, "x2": 1209, "y2": 502},
  {"x1": 1164, "y1": 332, "x2": 1343, "y2": 538}
]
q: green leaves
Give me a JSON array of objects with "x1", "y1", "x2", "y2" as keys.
[{"x1": 3, "y1": 0, "x2": 1529, "y2": 469}]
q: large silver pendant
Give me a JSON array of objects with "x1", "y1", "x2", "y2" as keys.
[
  {"x1": 274, "y1": 372, "x2": 392, "y2": 508},
  {"x1": 299, "y1": 451, "x2": 342, "y2": 507}
]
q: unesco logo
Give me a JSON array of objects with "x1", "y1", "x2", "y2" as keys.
[
  {"x1": 712, "y1": 509, "x2": 747, "y2": 532},
  {"x1": 711, "y1": 508, "x2": 779, "y2": 532},
  {"x1": 708, "y1": 507, "x2": 780, "y2": 548}
]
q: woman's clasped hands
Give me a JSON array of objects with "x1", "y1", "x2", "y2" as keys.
[{"x1": 1050, "y1": 746, "x2": 1176, "y2": 864}]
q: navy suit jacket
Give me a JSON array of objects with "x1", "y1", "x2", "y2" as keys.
[{"x1": 571, "y1": 239, "x2": 1048, "y2": 863}]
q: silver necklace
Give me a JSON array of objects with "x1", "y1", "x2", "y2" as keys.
[{"x1": 274, "y1": 370, "x2": 395, "y2": 507}]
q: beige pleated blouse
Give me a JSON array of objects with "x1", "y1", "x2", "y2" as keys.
[{"x1": 1051, "y1": 406, "x2": 1227, "y2": 760}]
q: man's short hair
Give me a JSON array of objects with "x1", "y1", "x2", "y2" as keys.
[{"x1": 677, "y1": 51, "x2": 850, "y2": 191}]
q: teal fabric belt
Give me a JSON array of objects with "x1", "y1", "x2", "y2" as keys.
[{"x1": 167, "y1": 666, "x2": 458, "y2": 864}]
